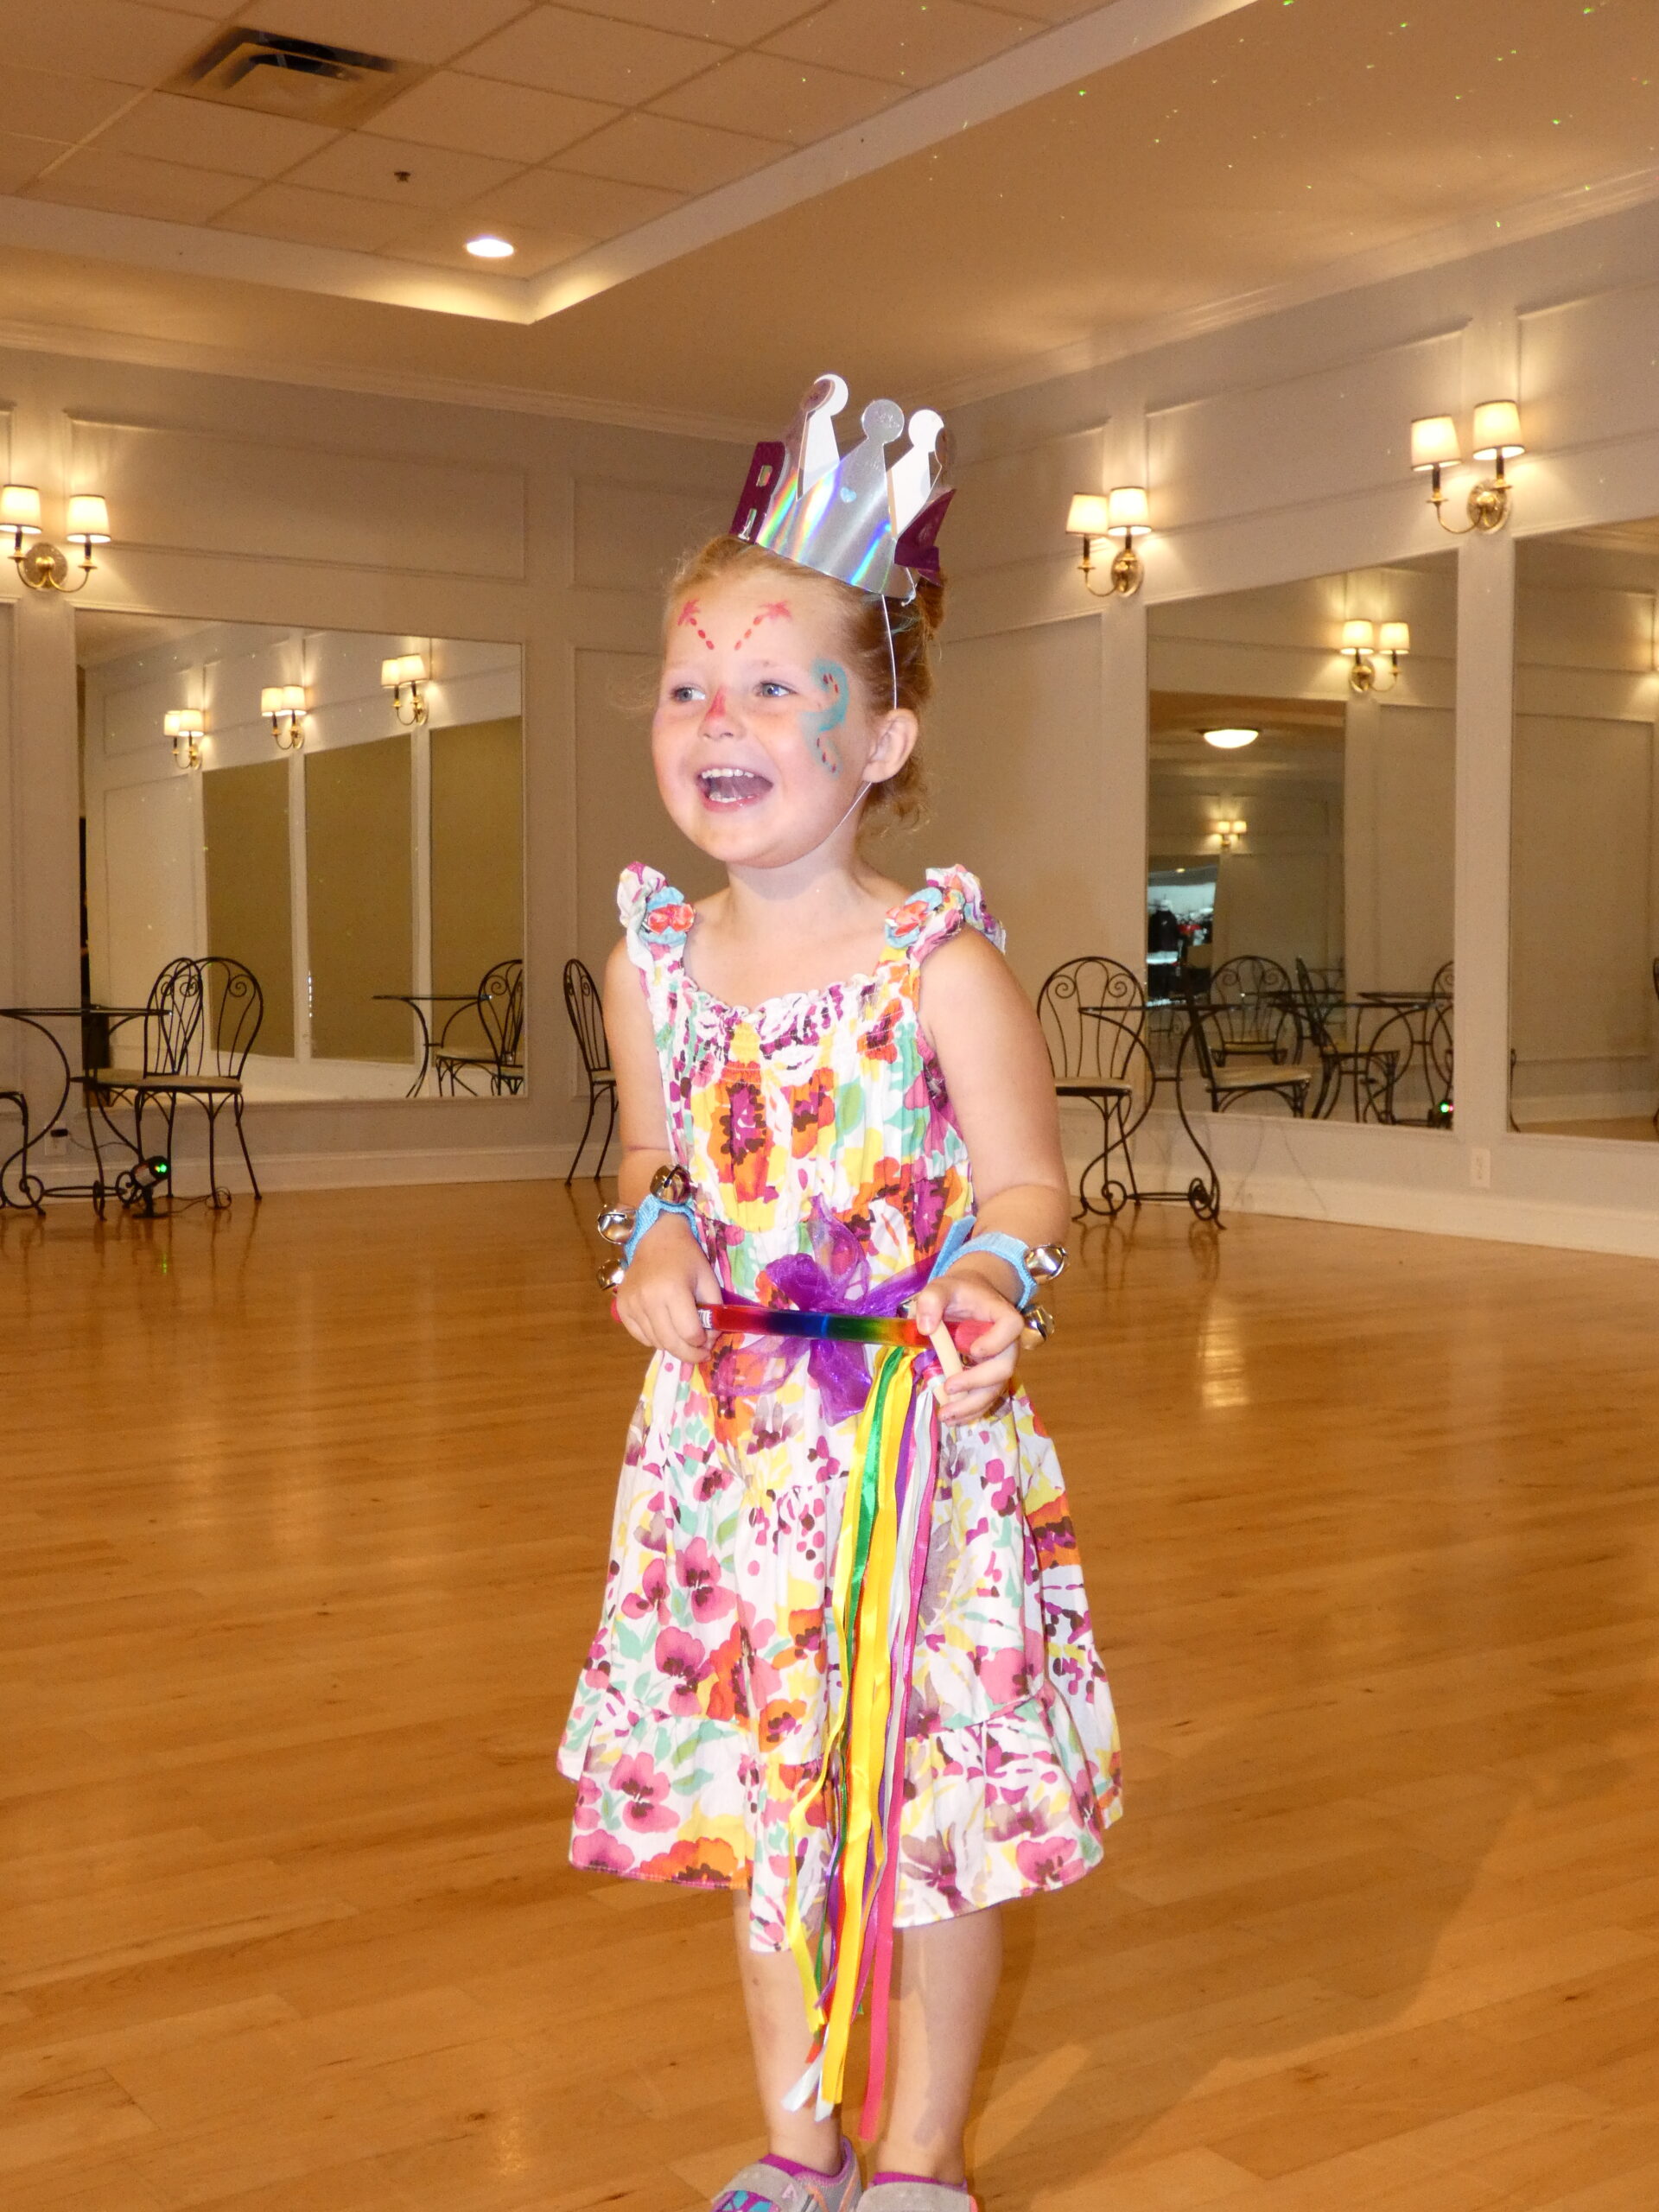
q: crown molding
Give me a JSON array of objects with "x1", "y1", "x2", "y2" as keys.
[
  {"x1": 931, "y1": 160, "x2": 1659, "y2": 416},
  {"x1": 0, "y1": 314, "x2": 765, "y2": 444}
]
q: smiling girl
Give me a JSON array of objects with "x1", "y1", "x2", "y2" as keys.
[{"x1": 558, "y1": 508, "x2": 1120, "y2": 2212}]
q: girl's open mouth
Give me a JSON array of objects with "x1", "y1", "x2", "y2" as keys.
[{"x1": 697, "y1": 766, "x2": 773, "y2": 807}]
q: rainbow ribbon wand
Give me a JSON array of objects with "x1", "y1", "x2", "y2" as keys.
[{"x1": 698, "y1": 1304, "x2": 929, "y2": 1351}]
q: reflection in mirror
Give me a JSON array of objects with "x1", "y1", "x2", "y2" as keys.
[
  {"x1": 77, "y1": 615, "x2": 523, "y2": 1101},
  {"x1": 1512, "y1": 523, "x2": 1659, "y2": 1142},
  {"x1": 1147, "y1": 552, "x2": 1456, "y2": 1123}
]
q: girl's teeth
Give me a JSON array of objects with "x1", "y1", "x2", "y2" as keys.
[{"x1": 700, "y1": 769, "x2": 771, "y2": 804}]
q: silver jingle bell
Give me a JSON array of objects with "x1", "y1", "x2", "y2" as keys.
[
  {"x1": 651, "y1": 1161, "x2": 692, "y2": 1204},
  {"x1": 1027, "y1": 1243, "x2": 1068, "y2": 1281},
  {"x1": 1023, "y1": 1304, "x2": 1056, "y2": 1341},
  {"x1": 597, "y1": 1205, "x2": 636, "y2": 1246},
  {"x1": 596, "y1": 1257, "x2": 627, "y2": 1292}
]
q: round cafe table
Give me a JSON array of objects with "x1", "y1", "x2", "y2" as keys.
[{"x1": 0, "y1": 1003, "x2": 150, "y2": 1205}]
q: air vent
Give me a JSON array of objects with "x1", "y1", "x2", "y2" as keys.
[{"x1": 168, "y1": 29, "x2": 426, "y2": 128}]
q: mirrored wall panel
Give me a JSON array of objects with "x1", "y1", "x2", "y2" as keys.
[
  {"x1": 78, "y1": 613, "x2": 524, "y2": 1101},
  {"x1": 1512, "y1": 524, "x2": 1659, "y2": 1142},
  {"x1": 1147, "y1": 551, "x2": 1456, "y2": 1124}
]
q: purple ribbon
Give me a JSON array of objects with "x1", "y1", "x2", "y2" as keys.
[{"x1": 750, "y1": 1211, "x2": 933, "y2": 1426}]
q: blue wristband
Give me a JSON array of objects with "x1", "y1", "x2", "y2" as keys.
[
  {"x1": 622, "y1": 1191, "x2": 698, "y2": 1266},
  {"x1": 956, "y1": 1230, "x2": 1038, "y2": 1309}
]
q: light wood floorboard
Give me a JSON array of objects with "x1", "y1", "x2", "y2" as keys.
[{"x1": 2, "y1": 1186, "x2": 1657, "y2": 2210}]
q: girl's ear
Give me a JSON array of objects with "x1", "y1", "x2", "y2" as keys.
[{"x1": 862, "y1": 707, "x2": 919, "y2": 786}]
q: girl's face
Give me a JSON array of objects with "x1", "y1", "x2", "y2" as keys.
[{"x1": 652, "y1": 569, "x2": 916, "y2": 871}]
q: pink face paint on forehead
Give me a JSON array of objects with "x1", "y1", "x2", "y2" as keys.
[
  {"x1": 733, "y1": 599, "x2": 792, "y2": 651},
  {"x1": 676, "y1": 597, "x2": 716, "y2": 652}
]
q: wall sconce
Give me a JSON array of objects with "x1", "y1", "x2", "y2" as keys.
[
  {"x1": 1216, "y1": 817, "x2": 1248, "y2": 851},
  {"x1": 1066, "y1": 486, "x2": 1150, "y2": 597},
  {"x1": 164, "y1": 708, "x2": 204, "y2": 770},
  {"x1": 1343, "y1": 619, "x2": 1410, "y2": 693},
  {"x1": 1203, "y1": 727, "x2": 1258, "y2": 750},
  {"x1": 1410, "y1": 402, "x2": 1523, "y2": 534},
  {"x1": 2, "y1": 486, "x2": 111, "y2": 591},
  {"x1": 262, "y1": 684, "x2": 307, "y2": 750},
  {"x1": 381, "y1": 652, "x2": 429, "y2": 725}
]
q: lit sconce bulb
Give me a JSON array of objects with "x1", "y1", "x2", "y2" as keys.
[
  {"x1": 66, "y1": 494, "x2": 111, "y2": 544},
  {"x1": 381, "y1": 650, "x2": 429, "y2": 725},
  {"x1": 0, "y1": 484, "x2": 41, "y2": 546},
  {"x1": 163, "y1": 707, "x2": 204, "y2": 770},
  {"x1": 1471, "y1": 399, "x2": 1525, "y2": 461},
  {"x1": 1410, "y1": 404, "x2": 1522, "y2": 533},
  {"x1": 2, "y1": 485, "x2": 111, "y2": 590},
  {"x1": 1067, "y1": 486, "x2": 1151, "y2": 598},
  {"x1": 1345, "y1": 617, "x2": 1409, "y2": 693},
  {"x1": 263, "y1": 684, "x2": 307, "y2": 750}
]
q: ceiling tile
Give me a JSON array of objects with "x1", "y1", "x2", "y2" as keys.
[
  {"x1": 27, "y1": 144, "x2": 251, "y2": 222},
  {"x1": 100, "y1": 92, "x2": 339, "y2": 178},
  {"x1": 555, "y1": 110, "x2": 784, "y2": 194},
  {"x1": 212, "y1": 181, "x2": 418, "y2": 252},
  {"x1": 765, "y1": 0, "x2": 1036, "y2": 89},
  {"x1": 361, "y1": 70, "x2": 618, "y2": 162},
  {"x1": 0, "y1": 0, "x2": 215, "y2": 90},
  {"x1": 462, "y1": 6, "x2": 724, "y2": 106},
  {"x1": 281, "y1": 131, "x2": 525, "y2": 209},
  {"x1": 569, "y1": 0, "x2": 821, "y2": 36},
  {"x1": 0, "y1": 62, "x2": 136, "y2": 143},
  {"x1": 0, "y1": 132, "x2": 70, "y2": 195},
  {"x1": 468, "y1": 164, "x2": 681, "y2": 239},
  {"x1": 385, "y1": 215, "x2": 586, "y2": 276},
  {"x1": 249, "y1": 0, "x2": 535, "y2": 69},
  {"x1": 653, "y1": 51, "x2": 902, "y2": 143}
]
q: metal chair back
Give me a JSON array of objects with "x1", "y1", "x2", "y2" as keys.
[
  {"x1": 1036, "y1": 957, "x2": 1146, "y2": 1085},
  {"x1": 200, "y1": 958, "x2": 264, "y2": 1077},
  {"x1": 1431, "y1": 959, "x2": 1454, "y2": 1003},
  {"x1": 474, "y1": 957, "x2": 525, "y2": 1068},
  {"x1": 563, "y1": 957, "x2": 610, "y2": 1077},
  {"x1": 143, "y1": 957, "x2": 207, "y2": 1075}
]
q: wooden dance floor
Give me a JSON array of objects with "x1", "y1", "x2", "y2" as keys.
[{"x1": 3, "y1": 1185, "x2": 1659, "y2": 2212}]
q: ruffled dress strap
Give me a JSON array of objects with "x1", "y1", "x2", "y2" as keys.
[
  {"x1": 885, "y1": 866, "x2": 1006, "y2": 963},
  {"x1": 618, "y1": 861, "x2": 698, "y2": 1039}
]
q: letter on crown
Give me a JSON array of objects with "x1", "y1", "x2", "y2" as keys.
[{"x1": 728, "y1": 372, "x2": 954, "y2": 601}]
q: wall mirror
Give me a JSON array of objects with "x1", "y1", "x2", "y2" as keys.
[
  {"x1": 1146, "y1": 550, "x2": 1457, "y2": 1126},
  {"x1": 78, "y1": 613, "x2": 524, "y2": 1102},
  {"x1": 1512, "y1": 523, "x2": 1659, "y2": 1142}
]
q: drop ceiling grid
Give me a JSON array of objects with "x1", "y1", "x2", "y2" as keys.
[{"x1": 5, "y1": 0, "x2": 1054, "y2": 277}]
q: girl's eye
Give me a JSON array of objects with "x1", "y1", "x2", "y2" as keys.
[
  {"x1": 757, "y1": 680, "x2": 792, "y2": 699},
  {"x1": 668, "y1": 683, "x2": 702, "y2": 703}
]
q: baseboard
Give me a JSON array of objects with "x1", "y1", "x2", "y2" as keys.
[
  {"x1": 1215, "y1": 1172, "x2": 1659, "y2": 1259},
  {"x1": 234, "y1": 1143, "x2": 585, "y2": 1192}
]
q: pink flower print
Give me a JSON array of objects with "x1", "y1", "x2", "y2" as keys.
[
  {"x1": 976, "y1": 1645, "x2": 1030, "y2": 1709},
  {"x1": 611, "y1": 1751, "x2": 678, "y2": 1833},
  {"x1": 717, "y1": 1075, "x2": 773, "y2": 1204},
  {"x1": 982, "y1": 1454, "x2": 1019, "y2": 1516},
  {"x1": 572, "y1": 1828, "x2": 637, "y2": 1874},
  {"x1": 654, "y1": 1626, "x2": 711, "y2": 1715},
  {"x1": 622, "y1": 1555, "x2": 669, "y2": 1622},
  {"x1": 1016, "y1": 1834, "x2": 1084, "y2": 1888},
  {"x1": 901, "y1": 1833, "x2": 965, "y2": 1911},
  {"x1": 677, "y1": 1537, "x2": 735, "y2": 1622}
]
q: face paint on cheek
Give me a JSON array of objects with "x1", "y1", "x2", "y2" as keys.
[{"x1": 803, "y1": 659, "x2": 849, "y2": 774}]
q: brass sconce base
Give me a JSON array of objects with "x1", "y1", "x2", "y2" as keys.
[
  {"x1": 1428, "y1": 470, "x2": 1511, "y2": 537},
  {"x1": 1079, "y1": 541, "x2": 1143, "y2": 597},
  {"x1": 1346, "y1": 656, "x2": 1401, "y2": 695},
  {"x1": 13, "y1": 541, "x2": 94, "y2": 593}
]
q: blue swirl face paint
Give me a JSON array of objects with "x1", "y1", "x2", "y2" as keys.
[{"x1": 804, "y1": 659, "x2": 849, "y2": 773}]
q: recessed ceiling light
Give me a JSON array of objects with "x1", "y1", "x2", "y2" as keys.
[
  {"x1": 466, "y1": 234, "x2": 514, "y2": 259},
  {"x1": 1203, "y1": 727, "x2": 1259, "y2": 749}
]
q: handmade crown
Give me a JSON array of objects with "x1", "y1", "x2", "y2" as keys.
[{"x1": 728, "y1": 372, "x2": 955, "y2": 602}]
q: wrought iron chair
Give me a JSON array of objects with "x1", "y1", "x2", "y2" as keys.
[
  {"x1": 83, "y1": 956, "x2": 264, "y2": 1206},
  {"x1": 563, "y1": 956, "x2": 615, "y2": 1183},
  {"x1": 1035, "y1": 957, "x2": 1155, "y2": 1217},
  {"x1": 1430, "y1": 958, "x2": 1454, "y2": 1003},
  {"x1": 1293, "y1": 958, "x2": 1400, "y2": 1122},
  {"x1": 434, "y1": 958, "x2": 525, "y2": 1097},
  {"x1": 1206, "y1": 955, "x2": 1298, "y2": 1063},
  {"x1": 1425, "y1": 997, "x2": 1455, "y2": 1128},
  {"x1": 0, "y1": 1082, "x2": 36, "y2": 1210},
  {"x1": 1177, "y1": 984, "x2": 1317, "y2": 1118}
]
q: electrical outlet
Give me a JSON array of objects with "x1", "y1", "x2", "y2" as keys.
[
  {"x1": 1469, "y1": 1146, "x2": 1491, "y2": 1189},
  {"x1": 44, "y1": 1126, "x2": 68, "y2": 1160}
]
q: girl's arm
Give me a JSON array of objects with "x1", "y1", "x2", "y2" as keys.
[
  {"x1": 910, "y1": 929, "x2": 1072, "y2": 1424},
  {"x1": 603, "y1": 938, "x2": 719, "y2": 1362}
]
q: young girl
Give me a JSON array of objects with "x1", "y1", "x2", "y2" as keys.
[{"x1": 559, "y1": 397, "x2": 1120, "y2": 2212}]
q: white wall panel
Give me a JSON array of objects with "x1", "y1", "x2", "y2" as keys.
[
  {"x1": 99, "y1": 777, "x2": 200, "y2": 1007},
  {"x1": 573, "y1": 480, "x2": 728, "y2": 593}
]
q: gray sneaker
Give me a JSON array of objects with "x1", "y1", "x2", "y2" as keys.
[
  {"x1": 712, "y1": 2143, "x2": 862, "y2": 2212},
  {"x1": 858, "y1": 2188, "x2": 976, "y2": 2212}
]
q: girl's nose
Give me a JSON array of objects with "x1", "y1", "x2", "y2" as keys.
[{"x1": 698, "y1": 684, "x2": 734, "y2": 736}]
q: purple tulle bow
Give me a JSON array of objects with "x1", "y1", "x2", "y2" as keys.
[{"x1": 755, "y1": 1212, "x2": 933, "y2": 1426}]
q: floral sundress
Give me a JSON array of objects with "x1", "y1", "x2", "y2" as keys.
[{"x1": 558, "y1": 862, "x2": 1121, "y2": 1948}]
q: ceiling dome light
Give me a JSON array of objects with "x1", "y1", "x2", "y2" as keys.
[
  {"x1": 466, "y1": 234, "x2": 514, "y2": 259},
  {"x1": 1203, "y1": 727, "x2": 1258, "y2": 750}
]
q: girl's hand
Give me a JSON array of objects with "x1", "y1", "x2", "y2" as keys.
[
  {"x1": 614, "y1": 1217, "x2": 721, "y2": 1364},
  {"x1": 909, "y1": 1261, "x2": 1025, "y2": 1427}
]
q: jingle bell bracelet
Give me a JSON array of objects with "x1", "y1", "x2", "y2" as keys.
[{"x1": 594, "y1": 1162, "x2": 700, "y2": 1290}]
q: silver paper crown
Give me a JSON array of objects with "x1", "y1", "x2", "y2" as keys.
[{"x1": 728, "y1": 372, "x2": 955, "y2": 602}]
